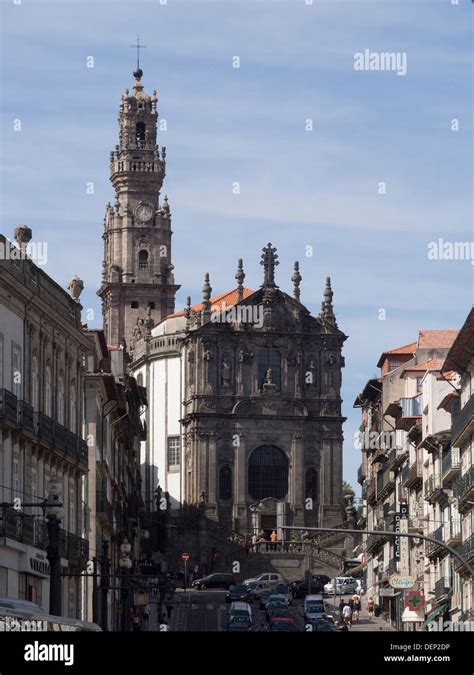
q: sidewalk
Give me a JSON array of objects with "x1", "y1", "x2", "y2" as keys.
[{"x1": 326, "y1": 596, "x2": 395, "y2": 632}]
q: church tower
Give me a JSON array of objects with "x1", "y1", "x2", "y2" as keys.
[{"x1": 98, "y1": 66, "x2": 179, "y2": 348}]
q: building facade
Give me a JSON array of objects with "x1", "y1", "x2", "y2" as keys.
[{"x1": 0, "y1": 228, "x2": 90, "y2": 618}]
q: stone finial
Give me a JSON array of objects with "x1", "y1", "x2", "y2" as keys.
[
  {"x1": 260, "y1": 242, "x2": 279, "y2": 288},
  {"x1": 184, "y1": 296, "x2": 192, "y2": 329},
  {"x1": 321, "y1": 276, "x2": 336, "y2": 325},
  {"x1": 162, "y1": 195, "x2": 170, "y2": 215},
  {"x1": 291, "y1": 261, "x2": 302, "y2": 302},
  {"x1": 14, "y1": 225, "x2": 32, "y2": 247},
  {"x1": 201, "y1": 273, "x2": 212, "y2": 322},
  {"x1": 235, "y1": 258, "x2": 245, "y2": 303},
  {"x1": 67, "y1": 275, "x2": 84, "y2": 302}
]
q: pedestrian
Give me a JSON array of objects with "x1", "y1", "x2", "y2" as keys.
[
  {"x1": 142, "y1": 603, "x2": 150, "y2": 627},
  {"x1": 339, "y1": 598, "x2": 345, "y2": 622},
  {"x1": 131, "y1": 608, "x2": 141, "y2": 632},
  {"x1": 251, "y1": 532, "x2": 257, "y2": 553},
  {"x1": 342, "y1": 602, "x2": 352, "y2": 628},
  {"x1": 367, "y1": 595, "x2": 374, "y2": 620},
  {"x1": 270, "y1": 530, "x2": 278, "y2": 551},
  {"x1": 352, "y1": 594, "x2": 361, "y2": 622}
]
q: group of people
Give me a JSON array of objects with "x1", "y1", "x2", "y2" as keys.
[
  {"x1": 130, "y1": 604, "x2": 151, "y2": 632},
  {"x1": 339, "y1": 594, "x2": 362, "y2": 628}
]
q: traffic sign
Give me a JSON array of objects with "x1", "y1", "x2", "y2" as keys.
[
  {"x1": 389, "y1": 573, "x2": 415, "y2": 589},
  {"x1": 181, "y1": 552, "x2": 190, "y2": 561}
]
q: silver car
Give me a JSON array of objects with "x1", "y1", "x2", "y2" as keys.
[{"x1": 323, "y1": 577, "x2": 358, "y2": 595}]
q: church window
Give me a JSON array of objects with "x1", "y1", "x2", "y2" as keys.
[
  {"x1": 139, "y1": 250, "x2": 148, "y2": 269},
  {"x1": 248, "y1": 445, "x2": 288, "y2": 501},
  {"x1": 136, "y1": 122, "x2": 146, "y2": 148},
  {"x1": 167, "y1": 436, "x2": 180, "y2": 471},
  {"x1": 131, "y1": 301, "x2": 139, "y2": 309},
  {"x1": 305, "y1": 468, "x2": 318, "y2": 502},
  {"x1": 257, "y1": 348, "x2": 281, "y2": 388},
  {"x1": 219, "y1": 466, "x2": 232, "y2": 500}
]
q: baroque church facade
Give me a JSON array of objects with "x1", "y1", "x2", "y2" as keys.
[{"x1": 99, "y1": 67, "x2": 347, "y2": 535}]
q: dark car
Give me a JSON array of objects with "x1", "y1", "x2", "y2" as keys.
[
  {"x1": 270, "y1": 618, "x2": 299, "y2": 632},
  {"x1": 192, "y1": 573, "x2": 236, "y2": 590},
  {"x1": 265, "y1": 601, "x2": 288, "y2": 621},
  {"x1": 227, "y1": 616, "x2": 253, "y2": 632},
  {"x1": 290, "y1": 575, "x2": 331, "y2": 599},
  {"x1": 267, "y1": 607, "x2": 293, "y2": 622},
  {"x1": 226, "y1": 584, "x2": 254, "y2": 603},
  {"x1": 259, "y1": 590, "x2": 272, "y2": 611}
]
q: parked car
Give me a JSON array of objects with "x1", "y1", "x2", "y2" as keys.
[
  {"x1": 192, "y1": 573, "x2": 236, "y2": 590},
  {"x1": 267, "y1": 607, "x2": 293, "y2": 622},
  {"x1": 266, "y1": 599, "x2": 289, "y2": 621},
  {"x1": 309, "y1": 616, "x2": 338, "y2": 632},
  {"x1": 303, "y1": 594, "x2": 327, "y2": 622},
  {"x1": 244, "y1": 580, "x2": 271, "y2": 600},
  {"x1": 323, "y1": 577, "x2": 358, "y2": 596},
  {"x1": 243, "y1": 573, "x2": 285, "y2": 590},
  {"x1": 290, "y1": 575, "x2": 331, "y2": 599},
  {"x1": 226, "y1": 584, "x2": 254, "y2": 604},
  {"x1": 259, "y1": 590, "x2": 273, "y2": 611}
]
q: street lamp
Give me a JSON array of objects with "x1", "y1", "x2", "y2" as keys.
[
  {"x1": 119, "y1": 538, "x2": 133, "y2": 632},
  {"x1": 45, "y1": 476, "x2": 64, "y2": 616}
]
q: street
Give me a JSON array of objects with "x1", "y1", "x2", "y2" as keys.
[{"x1": 147, "y1": 590, "x2": 394, "y2": 632}]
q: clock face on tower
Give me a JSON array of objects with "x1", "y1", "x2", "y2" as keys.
[{"x1": 135, "y1": 202, "x2": 154, "y2": 223}]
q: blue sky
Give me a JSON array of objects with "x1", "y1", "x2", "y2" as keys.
[{"x1": 1, "y1": 0, "x2": 472, "y2": 491}]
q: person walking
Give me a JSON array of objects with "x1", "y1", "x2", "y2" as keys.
[
  {"x1": 339, "y1": 598, "x2": 345, "y2": 623},
  {"x1": 367, "y1": 595, "x2": 374, "y2": 620},
  {"x1": 352, "y1": 594, "x2": 361, "y2": 622},
  {"x1": 251, "y1": 532, "x2": 257, "y2": 553},
  {"x1": 270, "y1": 530, "x2": 278, "y2": 551},
  {"x1": 342, "y1": 602, "x2": 352, "y2": 628},
  {"x1": 142, "y1": 603, "x2": 150, "y2": 628},
  {"x1": 131, "y1": 608, "x2": 141, "y2": 632}
]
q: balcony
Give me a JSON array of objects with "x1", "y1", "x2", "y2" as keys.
[
  {"x1": 397, "y1": 394, "x2": 422, "y2": 430},
  {"x1": 427, "y1": 525, "x2": 445, "y2": 558},
  {"x1": 17, "y1": 400, "x2": 35, "y2": 434},
  {"x1": 364, "y1": 477, "x2": 376, "y2": 503},
  {"x1": 454, "y1": 533, "x2": 474, "y2": 574},
  {"x1": 451, "y1": 394, "x2": 474, "y2": 446},
  {"x1": 67, "y1": 531, "x2": 89, "y2": 566},
  {"x1": 442, "y1": 447, "x2": 461, "y2": 486},
  {"x1": 0, "y1": 388, "x2": 18, "y2": 427},
  {"x1": 434, "y1": 577, "x2": 450, "y2": 600},
  {"x1": 404, "y1": 459, "x2": 423, "y2": 489},
  {"x1": 78, "y1": 439, "x2": 88, "y2": 466},
  {"x1": 54, "y1": 422, "x2": 68, "y2": 451},
  {"x1": 35, "y1": 412, "x2": 54, "y2": 445},
  {"x1": 377, "y1": 468, "x2": 396, "y2": 501},
  {"x1": 366, "y1": 530, "x2": 387, "y2": 553},
  {"x1": 453, "y1": 466, "x2": 474, "y2": 509},
  {"x1": 96, "y1": 491, "x2": 114, "y2": 523},
  {"x1": 357, "y1": 463, "x2": 366, "y2": 485},
  {"x1": 445, "y1": 519, "x2": 461, "y2": 547},
  {"x1": 0, "y1": 512, "x2": 35, "y2": 544},
  {"x1": 424, "y1": 474, "x2": 445, "y2": 503}
]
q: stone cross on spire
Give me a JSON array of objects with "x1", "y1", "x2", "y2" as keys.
[{"x1": 260, "y1": 243, "x2": 279, "y2": 288}]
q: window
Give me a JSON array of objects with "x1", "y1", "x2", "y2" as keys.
[
  {"x1": 248, "y1": 445, "x2": 288, "y2": 500},
  {"x1": 31, "y1": 467, "x2": 37, "y2": 501},
  {"x1": 148, "y1": 302, "x2": 155, "y2": 310},
  {"x1": 257, "y1": 348, "x2": 281, "y2": 388},
  {"x1": 12, "y1": 458, "x2": 19, "y2": 496},
  {"x1": 45, "y1": 365, "x2": 52, "y2": 417},
  {"x1": 19, "y1": 573, "x2": 42, "y2": 606},
  {"x1": 131, "y1": 301, "x2": 139, "y2": 309},
  {"x1": 57, "y1": 374, "x2": 65, "y2": 425},
  {"x1": 31, "y1": 355, "x2": 39, "y2": 410},
  {"x1": 137, "y1": 373, "x2": 143, "y2": 387},
  {"x1": 0, "y1": 567, "x2": 7, "y2": 597},
  {"x1": 389, "y1": 360, "x2": 402, "y2": 372},
  {"x1": 138, "y1": 250, "x2": 148, "y2": 269},
  {"x1": 416, "y1": 377, "x2": 423, "y2": 393},
  {"x1": 69, "y1": 380, "x2": 77, "y2": 432},
  {"x1": 219, "y1": 466, "x2": 232, "y2": 500},
  {"x1": 136, "y1": 122, "x2": 146, "y2": 148},
  {"x1": 167, "y1": 437, "x2": 180, "y2": 471},
  {"x1": 305, "y1": 468, "x2": 318, "y2": 502}
]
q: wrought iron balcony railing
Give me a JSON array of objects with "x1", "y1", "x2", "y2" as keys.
[
  {"x1": 451, "y1": 394, "x2": 474, "y2": 445},
  {"x1": 0, "y1": 388, "x2": 18, "y2": 425}
]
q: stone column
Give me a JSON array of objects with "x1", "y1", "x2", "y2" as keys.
[{"x1": 291, "y1": 433, "x2": 305, "y2": 527}]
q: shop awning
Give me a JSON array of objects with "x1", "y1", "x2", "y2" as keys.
[{"x1": 421, "y1": 602, "x2": 448, "y2": 628}]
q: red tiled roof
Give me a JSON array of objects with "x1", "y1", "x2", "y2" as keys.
[
  {"x1": 402, "y1": 358, "x2": 445, "y2": 373},
  {"x1": 165, "y1": 287, "x2": 255, "y2": 320},
  {"x1": 376, "y1": 342, "x2": 416, "y2": 367},
  {"x1": 417, "y1": 330, "x2": 459, "y2": 349}
]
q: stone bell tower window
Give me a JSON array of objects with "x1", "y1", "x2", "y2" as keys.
[
  {"x1": 138, "y1": 250, "x2": 148, "y2": 269},
  {"x1": 136, "y1": 122, "x2": 146, "y2": 148}
]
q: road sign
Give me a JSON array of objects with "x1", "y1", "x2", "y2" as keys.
[
  {"x1": 389, "y1": 574, "x2": 415, "y2": 589},
  {"x1": 181, "y1": 552, "x2": 189, "y2": 561}
]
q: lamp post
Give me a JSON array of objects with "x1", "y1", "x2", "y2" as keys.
[
  {"x1": 45, "y1": 477, "x2": 64, "y2": 617},
  {"x1": 119, "y1": 538, "x2": 132, "y2": 632}
]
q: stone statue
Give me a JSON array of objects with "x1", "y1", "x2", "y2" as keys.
[
  {"x1": 221, "y1": 358, "x2": 231, "y2": 385},
  {"x1": 67, "y1": 275, "x2": 84, "y2": 302}
]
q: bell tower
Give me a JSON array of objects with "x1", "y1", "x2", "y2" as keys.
[{"x1": 98, "y1": 66, "x2": 179, "y2": 348}]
